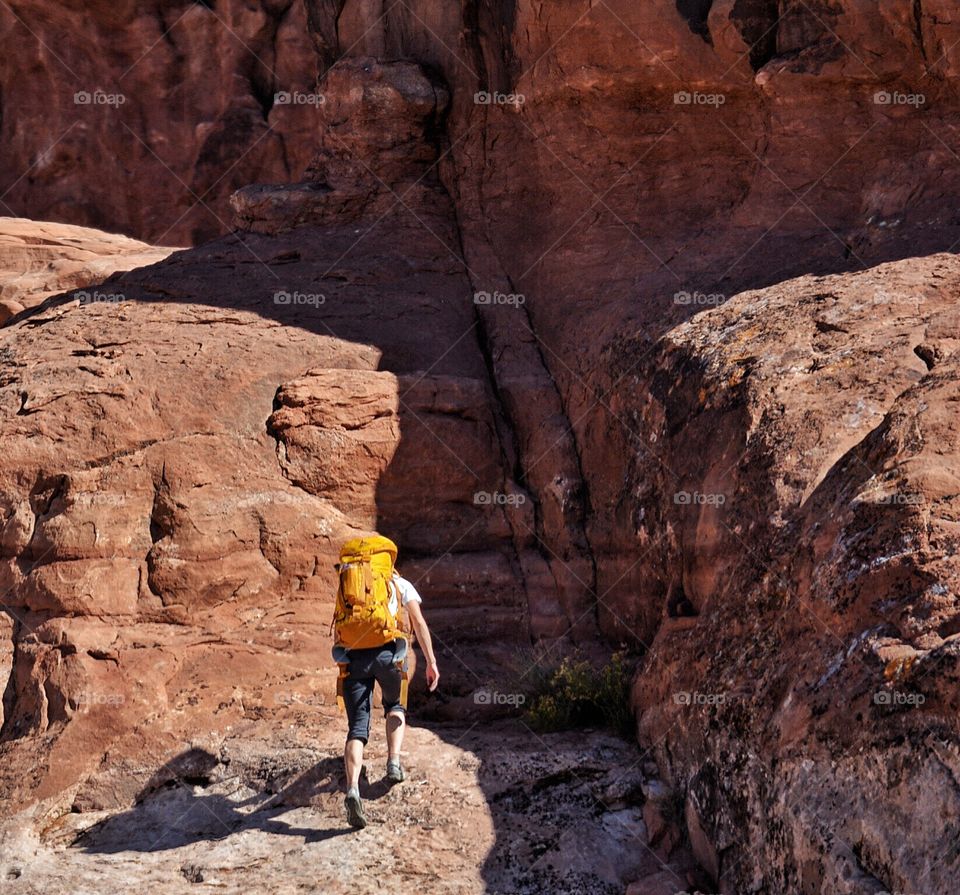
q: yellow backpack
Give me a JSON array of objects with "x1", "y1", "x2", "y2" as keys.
[{"x1": 331, "y1": 535, "x2": 406, "y2": 650}]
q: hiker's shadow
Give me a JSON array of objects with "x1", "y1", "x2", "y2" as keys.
[
  {"x1": 74, "y1": 749, "x2": 361, "y2": 854},
  {"x1": 262, "y1": 749, "x2": 396, "y2": 803}
]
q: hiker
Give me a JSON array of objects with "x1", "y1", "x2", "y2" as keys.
[{"x1": 330, "y1": 535, "x2": 439, "y2": 829}]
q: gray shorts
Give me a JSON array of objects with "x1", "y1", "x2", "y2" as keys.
[{"x1": 341, "y1": 639, "x2": 408, "y2": 744}]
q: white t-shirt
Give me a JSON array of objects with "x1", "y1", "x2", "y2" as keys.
[{"x1": 390, "y1": 573, "x2": 422, "y2": 617}]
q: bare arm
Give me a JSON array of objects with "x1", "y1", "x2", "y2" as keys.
[{"x1": 405, "y1": 600, "x2": 439, "y2": 691}]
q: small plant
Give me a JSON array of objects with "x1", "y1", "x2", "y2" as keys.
[
  {"x1": 523, "y1": 650, "x2": 635, "y2": 736},
  {"x1": 659, "y1": 784, "x2": 687, "y2": 829}
]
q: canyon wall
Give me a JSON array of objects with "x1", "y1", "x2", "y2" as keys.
[{"x1": 0, "y1": 1, "x2": 319, "y2": 245}]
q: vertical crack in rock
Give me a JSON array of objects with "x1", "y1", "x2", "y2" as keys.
[
  {"x1": 27, "y1": 473, "x2": 67, "y2": 563},
  {"x1": 146, "y1": 462, "x2": 174, "y2": 604},
  {"x1": 913, "y1": 0, "x2": 928, "y2": 63},
  {"x1": 474, "y1": 312, "x2": 533, "y2": 611},
  {"x1": 303, "y1": 0, "x2": 349, "y2": 72},
  {"x1": 463, "y1": 0, "x2": 491, "y2": 92},
  {"x1": 443, "y1": 203, "x2": 600, "y2": 642},
  {"x1": 0, "y1": 610, "x2": 16, "y2": 741},
  {"x1": 463, "y1": 0, "x2": 521, "y2": 95},
  {"x1": 676, "y1": 0, "x2": 715, "y2": 43},
  {"x1": 511, "y1": 290, "x2": 601, "y2": 634},
  {"x1": 246, "y1": 9, "x2": 282, "y2": 120}
]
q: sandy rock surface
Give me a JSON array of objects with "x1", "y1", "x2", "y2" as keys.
[
  {"x1": 0, "y1": 721, "x2": 690, "y2": 895},
  {"x1": 0, "y1": 218, "x2": 178, "y2": 321}
]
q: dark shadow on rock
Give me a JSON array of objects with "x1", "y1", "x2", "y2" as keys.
[
  {"x1": 75, "y1": 750, "x2": 355, "y2": 854},
  {"x1": 70, "y1": 727, "x2": 703, "y2": 891}
]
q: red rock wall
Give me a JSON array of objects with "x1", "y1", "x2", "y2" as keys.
[{"x1": 287, "y1": 0, "x2": 960, "y2": 646}]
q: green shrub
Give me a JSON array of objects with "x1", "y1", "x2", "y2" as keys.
[{"x1": 523, "y1": 650, "x2": 635, "y2": 736}]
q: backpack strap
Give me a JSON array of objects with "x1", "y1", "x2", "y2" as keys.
[
  {"x1": 328, "y1": 602, "x2": 338, "y2": 637},
  {"x1": 361, "y1": 556, "x2": 374, "y2": 599},
  {"x1": 393, "y1": 637, "x2": 409, "y2": 709},
  {"x1": 398, "y1": 665, "x2": 409, "y2": 709},
  {"x1": 330, "y1": 566, "x2": 347, "y2": 636},
  {"x1": 336, "y1": 662, "x2": 349, "y2": 714},
  {"x1": 383, "y1": 578, "x2": 402, "y2": 640}
]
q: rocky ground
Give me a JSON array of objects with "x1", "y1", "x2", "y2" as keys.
[{"x1": 0, "y1": 719, "x2": 699, "y2": 895}]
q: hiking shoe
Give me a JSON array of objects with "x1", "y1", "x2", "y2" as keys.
[
  {"x1": 386, "y1": 758, "x2": 405, "y2": 783},
  {"x1": 344, "y1": 789, "x2": 367, "y2": 829}
]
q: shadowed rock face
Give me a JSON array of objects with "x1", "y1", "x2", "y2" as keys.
[
  {"x1": 1, "y1": 2, "x2": 960, "y2": 893},
  {"x1": 0, "y1": 1, "x2": 320, "y2": 245}
]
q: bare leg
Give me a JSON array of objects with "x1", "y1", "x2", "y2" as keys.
[
  {"x1": 344, "y1": 738, "x2": 364, "y2": 791},
  {"x1": 388, "y1": 644, "x2": 415, "y2": 759},
  {"x1": 386, "y1": 710, "x2": 406, "y2": 759},
  {"x1": 343, "y1": 737, "x2": 368, "y2": 828},
  {"x1": 385, "y1": 645, "x2": 413, "y2": 780}
]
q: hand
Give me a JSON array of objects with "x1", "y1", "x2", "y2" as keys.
[{"x1": 426, "y1": 661, "x2": 440, "y2": 692}]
